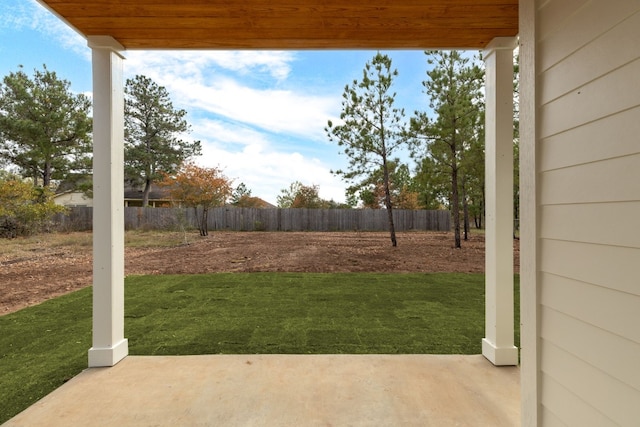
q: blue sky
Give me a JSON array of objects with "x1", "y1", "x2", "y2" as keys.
[{"x1": 1, "y1": 0, "x2": 440, "y2": 205}]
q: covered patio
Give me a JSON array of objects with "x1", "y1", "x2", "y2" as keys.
[
  {"x1": 39, "y1": 0, "x2": 520, "y2": 369},
  {"x1": 5, "y1": 355, "x2": 519, "y2": 426},
  {"x1": 8, "y1": 0, "x2": 522, "y2": 425}
]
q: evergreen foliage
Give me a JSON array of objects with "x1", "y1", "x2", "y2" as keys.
[
  {"x1": 326, "y1": 53, "x2": 408, "y2": 246},
  {"x1": 410, "y1": 51, "x2": 484, "y2": 248},
  {"x1": 0, "y1": 65, "x2": 92, "y2": 187},
  {"x1": 125, "y1": 75, "x2": 201, "y2": 207}
]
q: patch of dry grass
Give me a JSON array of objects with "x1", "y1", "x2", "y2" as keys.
[
  {"x1": 0, "y1": 233, "x2": 88, "y2": 262},
  {"x1": 0, "y1": 231, "x2": 189, "y2": 261},
  {"x1": 124, "y1": 230, "x2": 193, "y2": 248}
]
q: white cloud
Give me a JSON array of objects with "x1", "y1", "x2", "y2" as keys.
[
  {"x1": 125, "y1": 50, "x2": 294, "y2": 82},
  {"x1": 192, "y1": 120, "x2": 270, "y2": 150},
  {"x1": 173, "y1": 76, "x2": 336, "y2": 139},
  {"x1": 191, "y1": 51, "x2": 294, "y2": 80},
  {"x1": 4, "y1": 0, "x2": 90, "y2": 60},
  {"x1": 124, "y1": 51, "x2": 338, "y2": 140},
  {"x1": 2, "y1": 3, "x2": 347, "y2": 202},
  {"x1": 202, "y1": 148, "x2": 345, "y2": 205},
  {"x1": 190, "y1": 119, "x2": 346, "y2": 204},
  {"x1": 120, "y1": 51, "x2": 346, "y2": 201}
]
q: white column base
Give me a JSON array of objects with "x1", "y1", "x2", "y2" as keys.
[
  {"x1": 88, "y1": 339, "x2": 129, "y2": 367},
  {"x1": 482, "y1": 338, "x2": 519, "y2": 366}
]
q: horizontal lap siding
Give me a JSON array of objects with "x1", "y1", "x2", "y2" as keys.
[
  {"x1": 540, "y1": 106, "x2": 640, "y2": 171},
  {"x1": 540, "y1": 341, "x2": 640, "y2": 425},
  {"x1": 540, "y1": 373, "x2": 617, "y2": 426},
  {"x1": 540, "y1": 202, "x2": 640, "y2": 248},
  {"x1": 540, "y1": 407, "x2": 564, "y2": 427},
  {"x1": 540, "y1": 305, "x2": 640, "y2": 392},
  {"x1": 537, "y1": 1, "x2": 640, "y2": 424}
]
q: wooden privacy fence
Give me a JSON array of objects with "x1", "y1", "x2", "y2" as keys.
[{"x1": 55, "y1": 206, "x2": 450, "y2": 232}]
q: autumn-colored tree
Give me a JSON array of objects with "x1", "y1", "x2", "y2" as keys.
[
  {"x1": 160, "y1": 163, "x2": 232, "y2": 236},
  {"x1": 291, "y1": 184, "x2": 326, "y2": 209},
  {"x1": 352, "y1": 160, "x2": 415, "y2": 210},
  {"x1": 230, "y1": 182, "x2": 269, "y2": 207},
  {"x1": 394, "y1": 186, "x2": 420, "y2": 210},
  {"x1": 359, "y1": 182, "x2": 419, "y2": 210},
  {"x1": 235, "y1": 195, "x2": 269, "y2": 208}
]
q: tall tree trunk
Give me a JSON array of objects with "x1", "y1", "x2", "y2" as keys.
[
  {"x1": 194, "y1": 206, "x2": 204, "y2": 236},
  {"x1": 513, "y1": 188, "x2": 519, "y2": 239},
  {"x1": 480, "y1": 184, "x2": 485, "y2": 229},
  {"x1": 43, "y1": 161, "x2": 52, "y2": 187},
  {"x1": 201, "y1": 207, "x2": 209, "y2": 236},
  {"x1": 382, "y1": 161, "x2": 397, "y2": 247},
  {"x1": 451, "y1": 172, "x2": 461, "y2": 248},
  {"x1": 142, "y1": 178, "x2": 152, "y2": 207},
  {"x1": 462, "y1": 179, "x2": 469, "y2": 241},
  {"x1": 384, "y1": 196, "x2": 397, "y2": 247},
  {"x1": 451, "y1": 148, "x2": 461, "y2": 249}
]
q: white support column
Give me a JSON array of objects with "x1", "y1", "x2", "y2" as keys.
[
  {"x1": 482, "y1": 37, "x2": 519, "y2": 366},
  {"x1": 87, "y1": 36, "x2": 128, "y2": 368}
]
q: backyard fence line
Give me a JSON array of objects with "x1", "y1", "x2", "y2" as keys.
[{"x1": 54, "y1": 206, "x2": 451, "y2": 232}]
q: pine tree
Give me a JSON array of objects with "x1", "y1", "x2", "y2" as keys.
[
  {"x1": 326, "y1": 53, "x2": 407, "y2": 247},
  {"x1": 0, "y1": 65, "x2": 92, "y2": 187},
  {"x1": 410, "y1": 51, "x2": 483, "y2": 248},
  {"x1": 125, "y1": 75, "x2": 201, "y2": 207}
]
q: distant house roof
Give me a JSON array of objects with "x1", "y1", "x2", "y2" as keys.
[
  {"x1": 55, "y1": 174, "x2": 92, "y2": 194},
  {"x1": 124, "y1": 185, "x2": 172, "y2": 201},
  {"x1": 243, "y1": 197, "x2": 276, "y2": 209},
  {"x1": 231, "y1": 195, "x2": 276, "y2": 209},
  {"x1": 257, "y1": 199, "x2": 276, "y2": 209}
]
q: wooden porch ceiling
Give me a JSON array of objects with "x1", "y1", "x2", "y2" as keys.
[{"x1": 37, "y1": 0, "x2": 518, "y2": 50}]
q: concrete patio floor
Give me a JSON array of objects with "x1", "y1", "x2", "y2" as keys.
[{"x1": 5, "y1": 354, "x2": 520, "y2": 426}]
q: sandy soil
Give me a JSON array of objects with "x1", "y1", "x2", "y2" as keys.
[{"x1": 0, "y1": 231, "x2": 519, "y2": 315}]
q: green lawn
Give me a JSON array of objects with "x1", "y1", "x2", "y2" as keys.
[{"x1": 0, "y1": 272, "x2": 519, "y2": 423}]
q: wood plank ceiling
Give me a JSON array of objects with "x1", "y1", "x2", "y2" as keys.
[{"x1": 38, "y1": 0, "x2": 518, "y2": 50}]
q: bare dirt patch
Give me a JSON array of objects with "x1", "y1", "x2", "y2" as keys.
[{"x1": 1, "y1": 231, "x2": 519, "y2": 315}]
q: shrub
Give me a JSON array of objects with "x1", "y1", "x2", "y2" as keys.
[{"x1": 0, "y1": 178, "x2": 67, "y2": 238}]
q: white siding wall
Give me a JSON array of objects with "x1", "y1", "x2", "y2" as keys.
[
  {"x1": 54, "y1": 191, "x2": 93, "y2": 207},
  {"x1": 534, "y1": 0, "x2": 640, "y2": 424}
]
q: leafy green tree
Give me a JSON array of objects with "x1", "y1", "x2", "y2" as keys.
[
  {"x1": 460, "y1": 115, "x2": 485, "y2": 233},
  {"x1": 291, "y1": 184, "x2": 324, "y2": 208},
  {"x1": 276, "y1": 181, "x2": 303, "y2": 208},
  {"x1": 125, "y1": 75, "x2": 201, "y2": 207},
  {"x1": 277, "y1": 181, "x2": 331, "y2": 209},
  {"x1": 231, "y1": 182, "x2": 252, "y2": 205},
  {"x1": 0, "y1": 175, "x2": 66, "y2": 238},
  {"x1": 325, "y1": 199, "x2": 353, "y2": 209},
  {"x1": 410, "y1": 51, "x2": 483, "y2": 248},
  {"x1": 326, "y1": 53, "x2": 408, "y2": 247},
  {"x1": 352, "y1": 159, "x2": 415, "y2": 209},
  {"x1": 455, "y1": 103, "x2": 485, "y2": 240},
  {"x1": 411, "y1": 157, "x2": 448, "y2": 210},
  {"x1": 0, "y1": 65, "x2": 92, "y2": 187}
]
